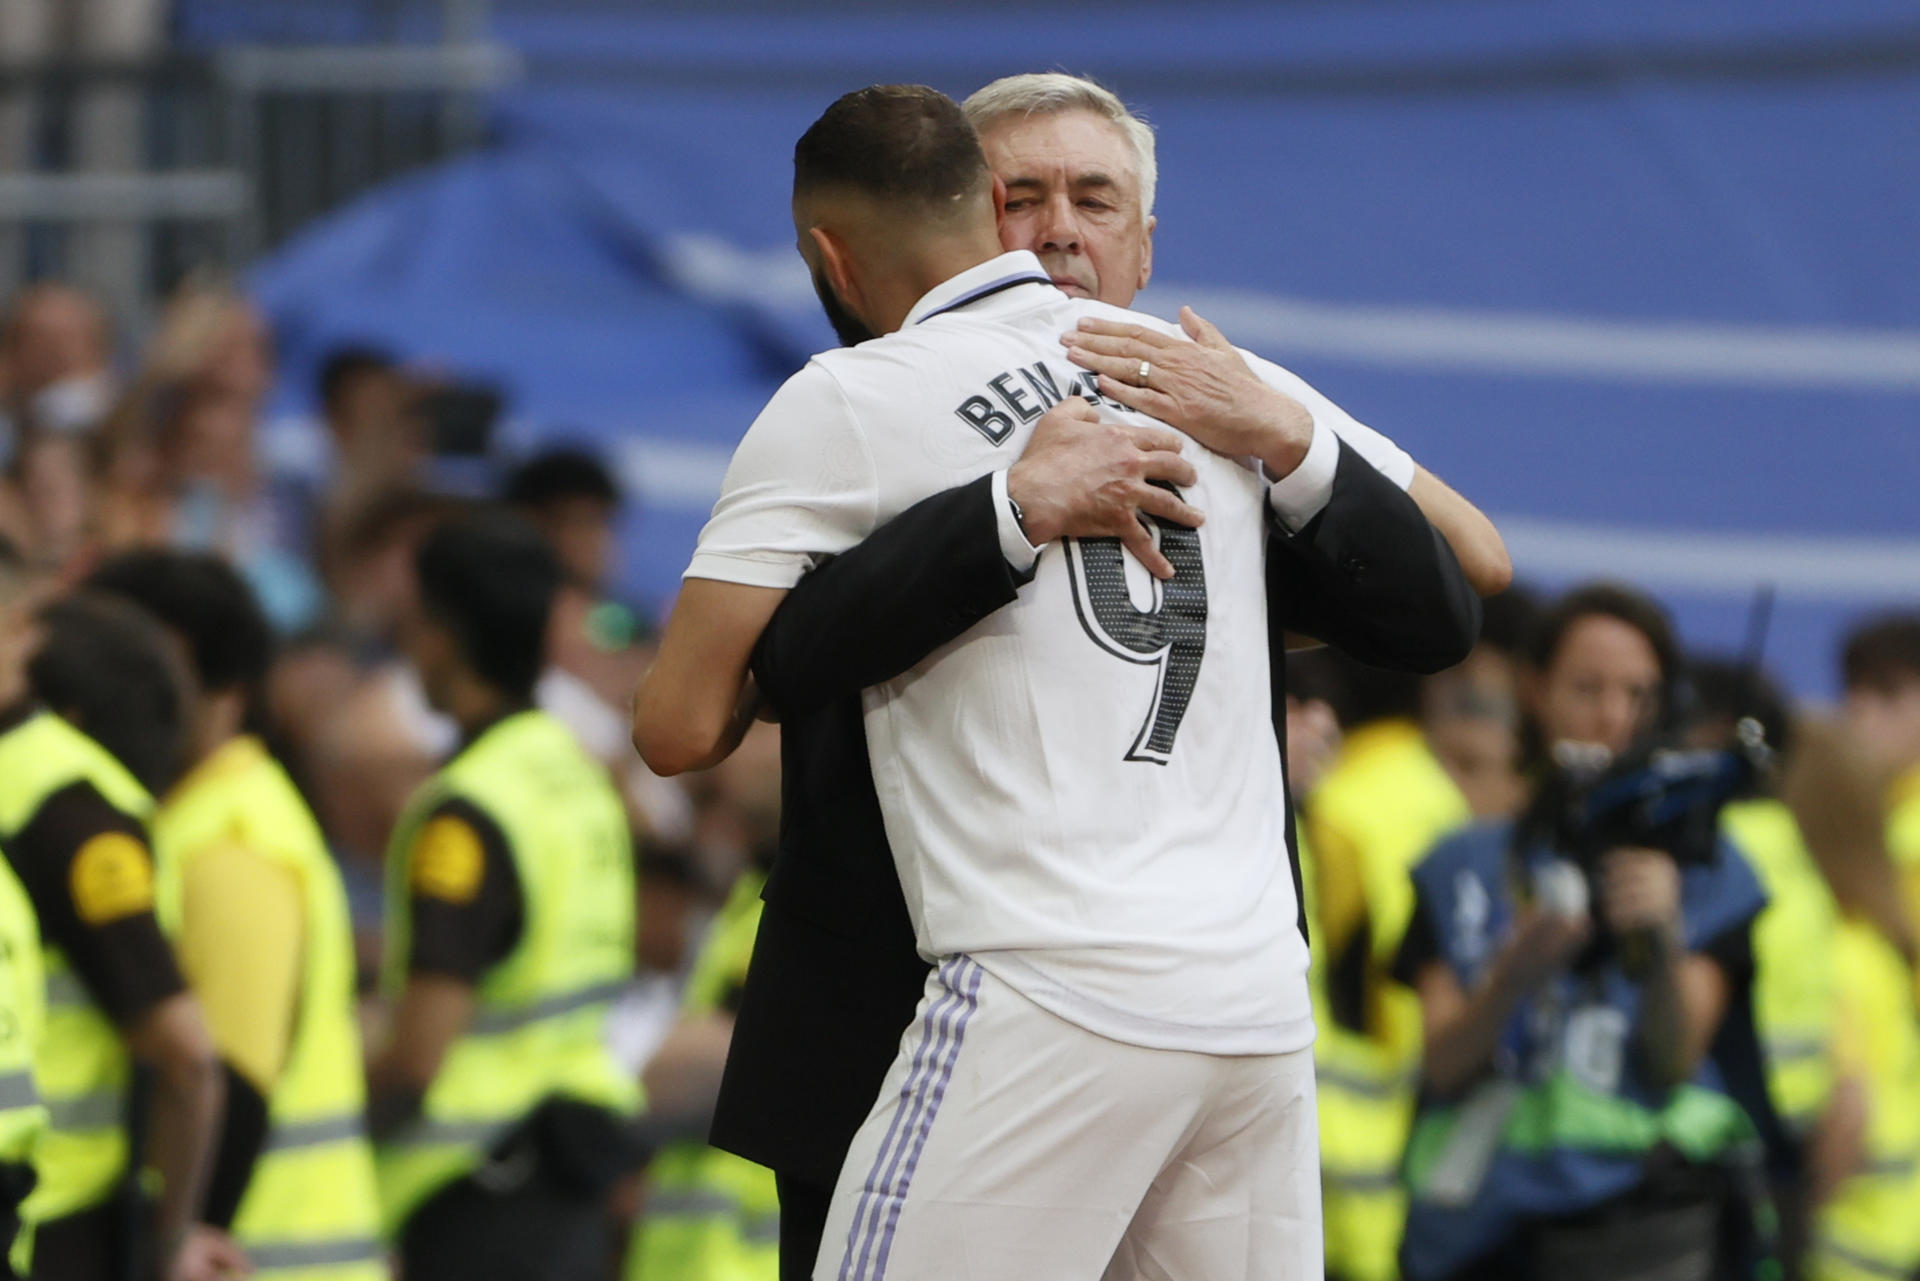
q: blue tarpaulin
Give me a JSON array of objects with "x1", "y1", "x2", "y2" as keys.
[{"x1": 213, "y1": 0, "x2": 1920, "y2": 695}]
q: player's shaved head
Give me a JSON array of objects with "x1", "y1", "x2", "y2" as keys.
[{"x1": 793, "y1": 85, "x2": 1007, "y2": 344}]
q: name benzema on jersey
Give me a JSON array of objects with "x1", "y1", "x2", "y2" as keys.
[{"x1": 953, "y1": 359, "x2": 1114, "y2": 446}]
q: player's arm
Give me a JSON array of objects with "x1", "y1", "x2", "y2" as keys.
[
  {"x1": 632, "y1": 580, "x2": 789, "y2": 776},
  {"x1": 750, "y1": 398, "x2": 1200, "y2": 720},
  {"x1": 368, "y1": 802, "x2": 519, "y2": 1137},
  {"x1": 1063, "y1": 308, "x2": 1512, "y2": 597}
]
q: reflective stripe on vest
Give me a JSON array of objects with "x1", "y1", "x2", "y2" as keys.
[
  {"x1": 247, "y1": 1238, "x2": 386, "y2": 1271},
  {"x1": 465, "y1": 979, "x2": 628, "y2": 1036},
  {"x1": 262, "y1": 1114, "x2": 368, "y2": 1154},
  {"x1": 44, "y1": 971, "x2": 86, "y2": 1010},
  {"x1": 0, "y1": 1073, "x2": 37, "y2": 1113},
  {"x1": 1316, "y1": 1061, "x2": 1419, "y2": 1101},
  {"x1": 1814, "y1": 1237, "x2": 1915, "y2": 1281},
  {"x1": 44, "y1": 1090, "x2": 118, "y2": 1132}
]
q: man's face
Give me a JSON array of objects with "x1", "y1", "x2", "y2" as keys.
[
  {"x1": 1529, "y1": 614, "x2": 1664, "y2": 758},
  {"x1": 981, "y1": 109, "x2": 1155, "y2": 306},
  {"x1": 1845, "y1": 677, "x2": 1920, "y2": 775}
]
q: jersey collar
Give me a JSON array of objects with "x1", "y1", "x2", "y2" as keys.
[{"x1": 903, "y1": 251, "x2": 1054, "y2": 328}]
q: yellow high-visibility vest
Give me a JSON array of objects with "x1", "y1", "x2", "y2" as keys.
[
  {"x1": 0, "y1": 842, "x2": 48, "y2": 1276},
  {"x1": 0, "y1": 713, "x2": 151, "y2": 1231},
  {"x1": 377, "y1": 710, "x2": 639, "y2": 1235},
  {"x1": 1304, "y1": 720, "x2": 1471, "y2": 1281},
  {"x1": 1722, "y1": 799, "x2": 1839, "y2": 1138},
  {"x1": 153, "y1": 736, "x2": 388, "y2": 1280},
  {"x1": 625, "y1": 872, "x2": 777, "y2": 1281},
  {"x1": 1808, "y1": 919, "x2": 1920, "y2": 1281}
]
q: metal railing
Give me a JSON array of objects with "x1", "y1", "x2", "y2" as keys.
[{"x1": 0, "y1": 0, "x2": 517, "y2": 330}]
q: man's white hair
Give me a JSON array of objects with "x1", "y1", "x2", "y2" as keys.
[{"x1": 962, "y1": 73, "x2": 1157, "y2": 221}]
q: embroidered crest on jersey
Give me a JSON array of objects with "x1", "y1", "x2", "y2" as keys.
[
  {"x1": 411, "y1": 815, "x2": 486, "y2": 904},
  {"x1": 70, "y1": 831, "x2": 156, "y2": 924}
]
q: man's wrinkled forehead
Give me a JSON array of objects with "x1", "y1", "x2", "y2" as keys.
[{"x1": 979, "y1": 109, "x2": 1141, "y2": 199}]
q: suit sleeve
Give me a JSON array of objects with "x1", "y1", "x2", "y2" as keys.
[
  {"x1": 1268, "y1": 436, "x2": 1481, "y2": 674},
  {"x1": 751, "y1": 473, "x2": 1027, "y2": 719}
]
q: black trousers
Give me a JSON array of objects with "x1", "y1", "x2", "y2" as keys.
[
  {"x1": 28, "y1": 1199, "x2": 125, "y2": 1281},
  {"x1": 400, "y1": 1170, "x2": 612, "y2": 1281},
  {"x1": 776, "y1": 1173, "x2": 833, "y2": 1281}
]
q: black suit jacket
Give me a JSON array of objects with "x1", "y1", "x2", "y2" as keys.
[{"x1": 708, "y1": 440, "x2": 1478, "y2": 1189}]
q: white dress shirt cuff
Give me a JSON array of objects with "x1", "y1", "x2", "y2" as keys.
[
  {"x1": 992, "y1": 469, "x2": 1044, "y2": 571},
  {"x1": 1266, "y1": 419, "x2": 1339, "y2": 533}
]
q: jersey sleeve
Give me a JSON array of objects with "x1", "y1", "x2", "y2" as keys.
[
  {"x1": 1239, "y1": 351, "x2": 1417, "y2": 491},
  {"x1": 6, "y1": 781, "x2": 187, "y2": 1023},
  {"x1": 683, "y1": 363, "x2": 881, "y2": 589},
  {"x1": 403, "y1": 798, "x2": 524, "y2": 983}
]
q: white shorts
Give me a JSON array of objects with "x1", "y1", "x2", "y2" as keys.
[{"x1": 816, "y1": 955, "x2": 1322, "y2": 1281}]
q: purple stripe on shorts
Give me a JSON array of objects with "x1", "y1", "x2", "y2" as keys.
[
  {"x1": 838, "y1": 958, "x2": 965, "y2": 1281},
  {"x1": 847, "y1": 961, "x2": 974, "y2": 1281},
  {"x1": 869, "y1": 956, "x2": 984, "y2": 1281}
]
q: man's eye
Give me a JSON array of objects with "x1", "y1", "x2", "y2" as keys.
[
  {"x1": 1078, "y1": 200, "x2": 1110, "y2": 211},
  {"x1": 1004, "y1": 199, "x2": 1034, "y2": 212}
]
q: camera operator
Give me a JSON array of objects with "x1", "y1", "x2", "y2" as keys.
[{"x1": 1392, "y1": 583, "x2": 1767, "y2": 1281}]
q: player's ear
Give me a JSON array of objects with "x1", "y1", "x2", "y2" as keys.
[
  {"x1": 1137, "y1": 213, "x2": 1156, "y2": 292},
  {"x1": 990, "y1": 173, "x2": 1009, "y2": 232},
  {"x1": 809, "y1": 226, "x2": 866, "y2": 317}
]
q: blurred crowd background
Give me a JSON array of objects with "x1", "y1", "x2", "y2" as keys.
[{"x1": 1, "y1": 1, "x2": 1917, "y2": 1280}]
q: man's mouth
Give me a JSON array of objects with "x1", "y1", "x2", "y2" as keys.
[{"x1": 1050, "y1": 275, "x2": 1091, "y2": 297}]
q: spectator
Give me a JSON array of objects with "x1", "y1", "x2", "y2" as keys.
[
  {"x1": 503, "y1": 448, "x2": 621, "y2": 594},
  {"x1": 307, "y1": 345, "x2": 427, "y2": 576},
  {"x1": 3, "y1": 428, "x2": 106, "y2": 573},
  {"x1": 1422, "y1": 587, "x2": 1536, "y2": 823},
  {"x1": 1840, "y1": 614, "x2": 1920, "y2": 924},
  {"x1": 98, "y1": 280, "x2": 322, "y2": 632},
  {"x1": 1394, "y1": 583, "x2": 1766, "y2": 1281},
  {"x1": 0, "y1": 284, "x2": 118, "y2": 445}
]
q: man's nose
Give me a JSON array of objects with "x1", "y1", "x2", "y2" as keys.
[{"x1": 1038, "y1": 195, "x2": 1082, "y2": 252}]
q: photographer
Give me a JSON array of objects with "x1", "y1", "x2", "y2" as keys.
[{"x1": 1393, "y1": 583, "x2": 1767, "y2": 1281}]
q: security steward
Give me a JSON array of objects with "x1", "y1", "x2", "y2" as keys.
[
  {"x1": 0, "y1": 576, "x2": 51, "y2": 1278},
  {"x1": 1304, "y1": 670, "x2": 1470, "y2": 1281},
  {"x1": 85, "y1": 551, "x2": 388, "y2": 1281},
  {"x1": 1783, "y1": 719, "x2": 1920, "y2": 1281},
  {"x1": 1686, "y1": 659, "x2": 1841, "y2": 1268},
  {"x1": 11, "y1": 593, "x2": 243, "y2": 1281},
  {"x1": 625, "y1": 863, "x2": 778, "y2": 1281},
  {"x1": 369, "y1": 509, "x2": 640, "y2": 1281}
]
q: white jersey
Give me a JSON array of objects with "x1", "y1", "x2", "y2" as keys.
[{"x1": 687, "y1": 250, "x2": 1414, "y2": 1055}]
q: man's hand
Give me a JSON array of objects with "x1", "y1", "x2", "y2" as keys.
[
  {"x1": 1500, "y1": 904, "x2": 1593, "y2": 989},
  {"x1": 165, "y1": 1223, "x2": 251, "y2": 1281},
  {"x1": 1008, "y1": 396, "x2": 1203, "y2": 581},
  {"x1": 1598, "y1": 847, "x2": 1683, "y2": 942},
  {"x1": 1060, "y1": 308, "x2": 1316, "y2": 477}
]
